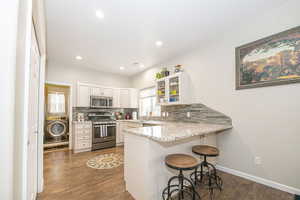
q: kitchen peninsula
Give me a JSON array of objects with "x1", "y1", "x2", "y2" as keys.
[
  {"x1": 124, "y1": 120, "x2": 232, "y2": 200},
  {"x1": 123, "y1": 103, "x2": 232, "y2": 200}
]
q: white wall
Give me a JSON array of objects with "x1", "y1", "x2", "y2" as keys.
[
  {"x1": 131, "y1": 0, "x2": 300, "y2": 191},
  {"x1": 46, "y1": 61, "x2": 132, "y2": 104},
  {"x1": 0, "y1": 1, "x2": 20, "y2": 199},
  {"x1": 14, "y1": 0, "x2": 33, "y2": 199}
]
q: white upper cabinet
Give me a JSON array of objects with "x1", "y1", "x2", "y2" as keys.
[
  {"x1": 90, "y1": 86, "x2": 103, "y2": 96},
  {"x1": 77, "y1": 82, "x2": 138, "y2": 108},
  {"x1": 119, "y1": 89, "x2": 130, "y2": 108},
  {"x1": 113, "y1": 88, "x2": 120, "y2": 107},
  {"x1": 114, "y1": 88, "x2": 138, "y2": 108},
  {"x1": 77, "y1": 83, "x2": 90, "y2": 107},
  {"x1": 91, "y1": 86, "x2": 113, "y2": 97},
  {"x1": 129, "y1": 88, "x2": 139, "y2": 108},
  {"x1": 103, "y1": 88, "x2": 113, "y2": 97},
  {"x1": 156, "y1": 72, "x2": 190, "y2": 105}
]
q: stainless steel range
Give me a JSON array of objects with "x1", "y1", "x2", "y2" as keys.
[{"x1": 88, "y1": 112, "x2": 116, "y2": 150}]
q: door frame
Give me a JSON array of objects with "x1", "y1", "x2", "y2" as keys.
[
  {"x1": 37, "y1": 81, "x2": 73, "y2": 193},
  {"x1": 37, "y1": 54, "x2": 46, "y2": 193},
  {"x1": 15, "y1": 0, "x2": 47, "y2": 198},
  {"x1": 44, "y1": 81, "x2": 73, "y2": 150}
]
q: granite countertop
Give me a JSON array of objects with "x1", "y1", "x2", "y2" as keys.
[{"x1": 123, "y1": 121, "x2": 232, "y2": 142}]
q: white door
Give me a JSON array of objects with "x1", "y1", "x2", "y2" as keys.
[{"x1": 27, "y1": 26, "x2": 40, "y2": 200}]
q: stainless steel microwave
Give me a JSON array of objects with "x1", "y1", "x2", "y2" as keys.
[{"x1": 90, "y1": 96, "x2": 113, "y2": 108}]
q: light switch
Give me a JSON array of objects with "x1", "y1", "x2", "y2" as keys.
[{"x1": 187, "y1": 112, "x2": 191, "y2": 118}]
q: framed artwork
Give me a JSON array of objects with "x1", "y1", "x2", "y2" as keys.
[{"x1": 236, "y1": 26, "x2": 300, "y2": 90}]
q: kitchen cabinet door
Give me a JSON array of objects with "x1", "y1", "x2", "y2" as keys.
[
  {"x1": 77, "y1": 84, "x2": 90, "y2": 107},
  {"x1": 91, "y1": 86, "x2": 104, "y2": 96},
  {"x1": 119, "y1": 89, "x2": 130, "y2": 108},
  {"x1": 130, "y1": 89, "x2": 139, "y2": 108},
  {"x1": 116, "y1": 122, "x2": 123, "y2": 145},
  {"x1": 156, "y1": 72, "x2": 191, "y2": 105},
  {"x1": 103, "y1": 88, "x2": 113, "y2": 97},
  {"x1": 113, "y1": 88, "x2": 120, "y2": 107}
]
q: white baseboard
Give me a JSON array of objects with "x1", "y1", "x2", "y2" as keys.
[{"x1": 216, "y1": 165, "x2": 300, "y2": 195}]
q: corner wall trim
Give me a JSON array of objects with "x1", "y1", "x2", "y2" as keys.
[{"x1": 216, "y1": 165, "x2": 300, "y2": 195}]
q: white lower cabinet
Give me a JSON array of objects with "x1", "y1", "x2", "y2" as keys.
[
  {"x1": 116, "y1": 122, "x2": 122, "y2": 145},
  {"x1": 72, "y1": 121, "x2": 92, "y2": 153},
  {"x1": 116, "y1": 121, "x2": 142, "y2": 146}
]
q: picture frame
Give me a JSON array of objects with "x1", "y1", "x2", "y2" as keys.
[{"x1": 236, "y1": 26, "x2": 300, "y2": 90}]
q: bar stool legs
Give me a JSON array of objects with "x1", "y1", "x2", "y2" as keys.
[
  {"x1": 162, "y1": 154, "x2": 201, "y2": 200},
  {"x1": 192, "y1": 157, "x2": 222, "y2": 199},
  {"x1": 163, "y1": 169, "x2": 201, "y2": 200},
  {"x1": 191, "y1": 145, "x2": 223, "y2": 200}
]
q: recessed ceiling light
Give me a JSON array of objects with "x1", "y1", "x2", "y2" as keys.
[
  {"x1": 120, "y1": 66, "x2": 125, "y2": 70},
  {"x1": 155, "y1": 41, "x2": 163, "y2": 47},
  {"x1": 96, "y1": 10, "x2": 104, "y2": 19},
  {"x1": 75, "y1": 56, "x2": 83, "y2": 60},
  {"x1": 140, "y1": 64, "x2": 145, "y2": 68}
]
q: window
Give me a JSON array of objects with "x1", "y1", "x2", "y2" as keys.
[
  {"x1": 48, "y1": 92, "x2": 66, "y2": 114},
  {"x1": 139, "y1": 87, "x2": 160, "y2": 117}
]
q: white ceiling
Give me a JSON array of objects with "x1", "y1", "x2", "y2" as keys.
[{"x1": 45, "y1": 0, "x2": 286, "y2": 76}]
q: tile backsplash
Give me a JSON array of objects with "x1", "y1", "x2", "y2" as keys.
[
  {"x1": 73, "y1": 104, "x2": 232, "y2": 125},
  {"x1": 72, "y1": 107, "x2": 138, "y2": 121},
  {"x1": 142, "y1": 104, "x2": 232, "y2": 125}
]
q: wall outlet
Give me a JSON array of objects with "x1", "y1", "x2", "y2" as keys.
[
  {"x1": 187, "y1": 112, "x2": 191, "y2": 118},
  {"x1": 254, "y1": 156, "x2": 262, "y2": 165}
]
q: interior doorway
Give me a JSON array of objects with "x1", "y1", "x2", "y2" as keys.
[{"x1": 44, "y1": 83, "x2": 72, "y2": 151}]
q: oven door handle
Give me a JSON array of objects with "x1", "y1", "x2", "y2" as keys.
[
  {"x1": 101, "y1": 125, "x2": 104, "y2": 137},
  {"x1": 104, "y1": 125, "x2": 107, "y2": 137},
  {"x1": 106, "y1": 125, "x2": 116, "y2": 127},
  {"x1": 100, "y1": 125, "x2": 102, "y2": 137},
  {"x1": 102, "y1": 125, "x2": 105, "y2": 137}
]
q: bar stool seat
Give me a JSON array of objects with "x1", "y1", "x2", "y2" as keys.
[
  {"x1": 192, "y1": 145, "x2": 219, "y2": 157},
  {"x1": 162, "y1": 154, "x2": 201, "y2": 200},
  {"x1": 165, "y1": 154, "x2": 199, "y2": 170}
]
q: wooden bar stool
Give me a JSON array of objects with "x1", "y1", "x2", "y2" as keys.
[
  {"x1": 190, "y1": 145, "x2": 222, "y2": 200},
  {"x1": 162, "y1": 154, "x2": 201, "y2": 200}
]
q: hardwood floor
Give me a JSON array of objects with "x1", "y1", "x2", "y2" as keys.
[
  {"x1": 38, "y1": 147, "x2": 134, "y2": 200},
  {"x1": 38, "y1": 147, "x2": 294, "y2": 200}
]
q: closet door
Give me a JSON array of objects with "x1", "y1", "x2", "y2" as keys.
[{"x1": 27, "y1": 25, "x2": 40, "y2": 200}]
